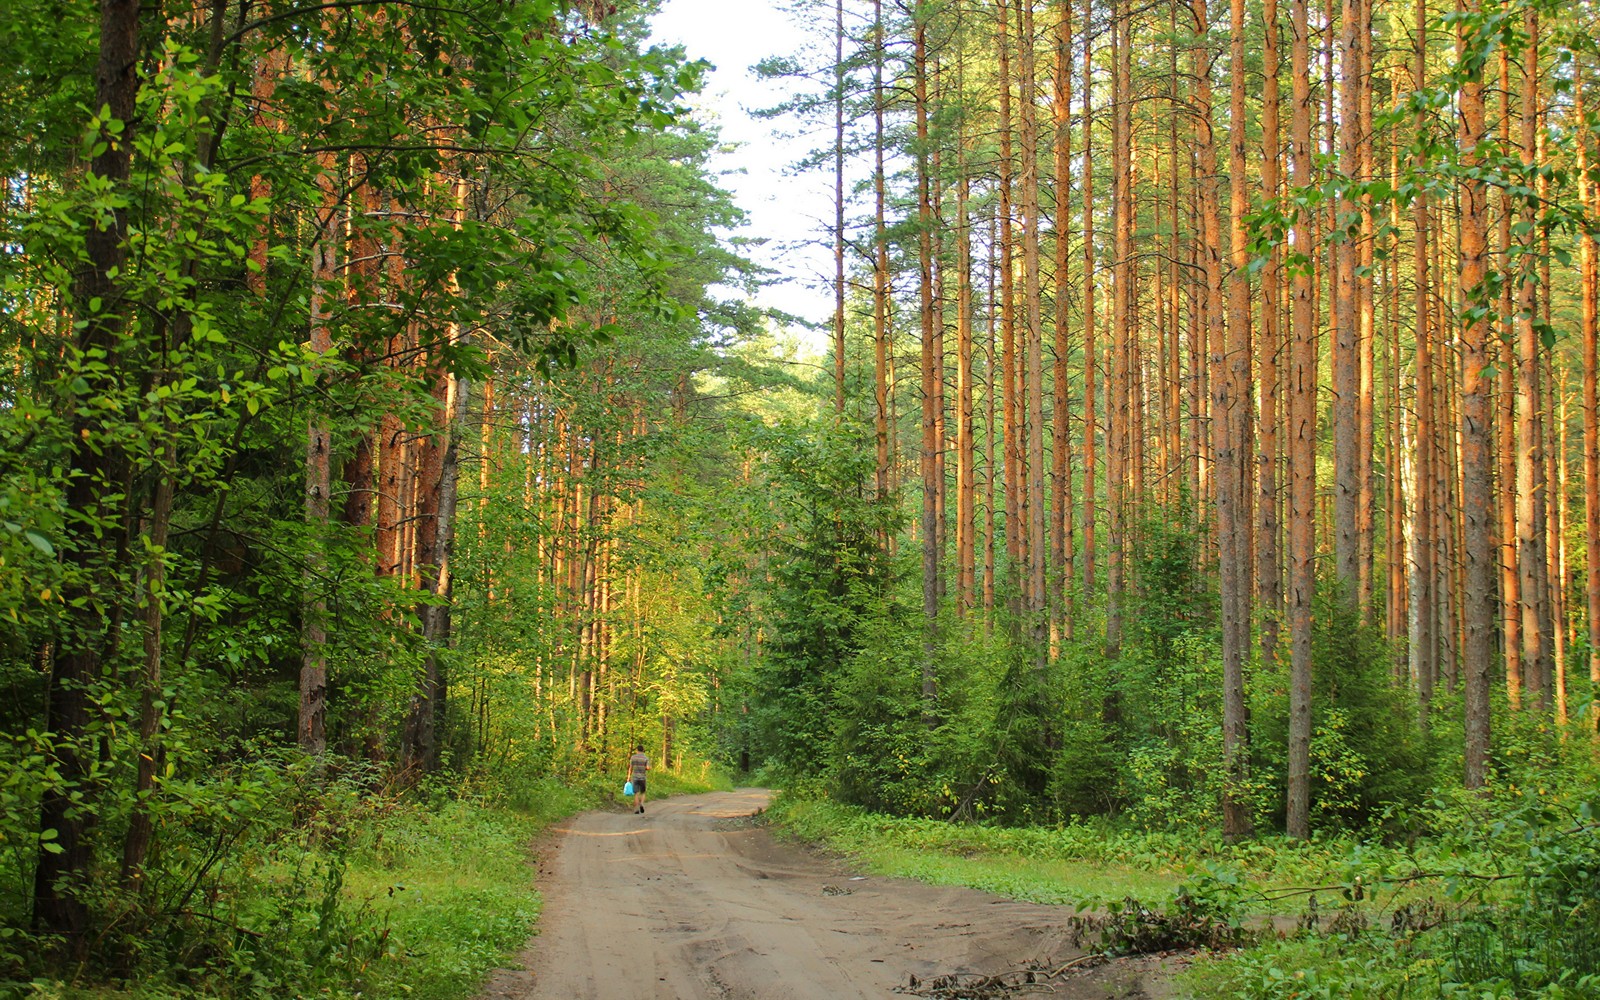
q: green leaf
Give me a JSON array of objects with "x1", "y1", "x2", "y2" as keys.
[{"x1": 23, "y1": 532, "x2": 53, "y2": 557}]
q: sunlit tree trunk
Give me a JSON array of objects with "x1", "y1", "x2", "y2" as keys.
[
  {"x1": 915, "y1": 9, "x2": 939, "y2": 711},
  {"x1": 247, "y1": 50, "x2": 287, "y2": 294},
  {"x1": 1019, "y1": 0, "x2": 1047, "y2": 649},
  {"x1": 957, "y1": 65, "x2": 977, "y2": 617},
  {"x1": 1106, "y1": 0, "x2": 1130, "y2": 657},
  {"x1": 1580, "y1": 69, "x2": 1600, "y2": 729},
  {"x1": 1411, "y1": 0, "x2": 1438, "y2": 721},
  {"x1": 1155, "y1": 158, "x2": 1169, "y2": 503},
  {"x1": 1331, "y1": 0, "x2": 1360, "y2": 603},
  {"x1": 1191, "y1": 137, "x2": 1210, "y2": 537},
  {"x1": 1259, "y1": 0, "x2": 1284, "y2": 663},
  {"x1": 1550, "y1": 355, "x2": 1568, "y2": 722},
  {"x1": 1537, "y1": 126, "x2": 1558, "y2": 714},
  {"x1": 1167, "y1": 83, "x2": 1184, "y2": 522},
  {"x1": 1205, "y1": 0, "x2": 1250, "y2": 840},
  {"x1": 1498, "y1": 47, "x2": 1523, "y2": 709},
  {"x1": 874, "y1": 0, "x2": 891, "y2": 499},
  {"x1": 1386, "y1": 143, "x2": 1408, "y2": 679},
  {"x1": 1515, "y1": 13, "x2": 1550, "y2": 712},
  {"x1": 1081, "y1": 0, "x2": 1097, "y2": 595},
  {"x1": 1459, "y1": 0, "x2": 1494, "y2": 788},
  {"x1": 833, "y1": 0, "x2": 847, "y2": 413},
  {"x1": 1051, "y1": 0, "x2": 1075, "y2": 642},
  {"x1": 1355, "y1": 0, "x2": 1375, "y2": 616},
  {"x1": 998, "y1": 0, "x2": 1021, "y2": 609},
  {"x1": 985, "y1": 219, "x2": 1000, "y2": 619},
  {"x1": 1437, "y1": 215, "x2": 1461, "y2": 692},
  {"x1": 1286, "y1": 0, "x2": 1315, "y2": 839},
  {"x1": 933, "y1": 94, "x2": 948, "y2": 610},
  {"x1": 403, "y1": 365, "x2": 466, "y2": 774}
]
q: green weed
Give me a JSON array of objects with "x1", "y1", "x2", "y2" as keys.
[{"x1": 770, "y1": 797, "x2": 1183, "y2": 905}]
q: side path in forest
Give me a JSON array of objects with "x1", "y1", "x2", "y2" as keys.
[{"x1": 480, "y1": 789, "x2": 1172, "y2": 1000}]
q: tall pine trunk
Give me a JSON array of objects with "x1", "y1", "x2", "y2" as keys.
[
  {"x1": 1411, "y1": 0, "x2": 1439, "y2": 720},
  {"x1": 873, "y1": 0, "x2": 891, "y2": 499},
  {"x1": 1051, "y1": 0, "x2": 1075, "y2": 642},
  {"x1": 1106, "y1": 0, "x2": 1130, "y2": 657},
  {"x1": 1019, "y1": 0, "x2": 1048, "y2": 650},
  {"x1": 833, "y1": 0, "x2": 847, "y2": 412},
  {"x1": 957, "y1": 52, "x2": 977, "y2": 617},
  {"x1": 299, "y1": 155, "x2": 339, "y2": 757},
  {"x1": 1515, "y1": 15, "x2": 1550, "y2": 711},
  {"x1": 1259, "y1": 0, "x2": 1284, "y2": 662},
  {"x1": 1458, "y1": 0, "x2": 1495, "y2": 788},
  {"x1": 915, "y1": 11, "x2": 939, "y2": 711},
  {"x1": 1221, "y1": 0, "x2": 1254, "y2": 840},
  {"x1": 1332, "y1": 0, "x2": 1360, "y2": 602},
  {"x1": 1580, "y1": 69, "x2": 1600, "y2": 728},
  {"x1": 998, "y1": 0, "x2": 1021, "y2": 609},
  {"x1": 1286, "y1": 0, "x2": 1316, "y2": 839},
  {"x1": 1081, "y1": 0, "x2": 1097, "y2": 596}
]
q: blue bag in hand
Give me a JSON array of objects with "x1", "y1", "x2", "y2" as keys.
[{"x1": 624, "y1": 780, "x2": 634, "y2": 797}]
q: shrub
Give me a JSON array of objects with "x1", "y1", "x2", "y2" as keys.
[{"x1": 1252, "y1": 584, "x2": 1431, "y2": 832}]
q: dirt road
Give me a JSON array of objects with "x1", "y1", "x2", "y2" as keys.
[{"x1": 482, "y1": 789, "x2": 1164, "y2": 1000}]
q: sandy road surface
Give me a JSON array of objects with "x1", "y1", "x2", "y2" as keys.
[{"x1": 482, "y1": 789, "x2": 1160, "y2": 1000}]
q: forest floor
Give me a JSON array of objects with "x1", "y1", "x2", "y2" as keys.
[{"x1": 480, "y1": 788, "x2": 1179, "y2": 1000}]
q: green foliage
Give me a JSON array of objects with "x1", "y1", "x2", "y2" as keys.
[
  {"x1": 829, "y1": 597, "x2": 941, "y2": 814},
  {"x1": 341, "y1": 792, "x2": 574, "y2": 1000},
  {"x1": 768, "y1": 795, "x2": 1186, "y2": 904},
  {"x1": 0, "y1": 0, "x2": 758, "y2": 987},
  {"x1": 830, "y1": 598, "x2": 1004, "y2": 818},
  {"x1": 1046, "y1": 716, "x2": 1123, "y2": 818},
  {"x1": 745, "y1": 421, "x2": 902, "y2": 772},
  {"x1": 1252, "y1": 585, "x2": 1433, "y2": 832},
  {"x1": 0, "y1": 763, "x2": 593, "y2": 999},
  {"x1": 1069, "y1": 875, "x2": 1255, "y2": 957},
  {"x1": 1182, "y1": 791, "x2": 1600, "y2": 999},
  {"x1": 1101, "y1": 511, "x2": 1227, "y2": 829},
  {"x1": 1441, "y1": 795, "x2": 1600, "y2": 995},
  {"x1": 1127, "y1": 506, "x2": 1215, "y2": 667},
  {"x1": 1114, "y1": 628, "x2": 1227, "y2": 831}
]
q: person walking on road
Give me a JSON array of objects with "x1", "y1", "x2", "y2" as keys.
[{"x1": 627, "y1": 745, "x2": 650, "y2": 814}]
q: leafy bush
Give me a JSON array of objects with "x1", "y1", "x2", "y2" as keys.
[
  {"x1": 1183, "y1": 794, "x2": 1600, "y2": 1000},
  {"x1": 1104, "y1": 512, "x2": 1230, "y2": 830},
  {"x1": 1440, "y1": 795, "x2": 1600, "y2": 995},
  {"x1": 1046, "y1": 717, "x2": 1123, "y2": 818},
  {"x1": 830, "y1": 596, "x2": 1003, "y2": 818},
  {"x1": 745, "y1": 423, "x2": 903, "y2": 774},
  {"x1": 1251, "y1": 585, "x2": 1433, "y2": 832},
  {"x1": 0, "y1": 752, "x2": 596, "y2": 1000},
  {"x1": 1070, "y1": 869, "x2": 1255, "y2": 956}
]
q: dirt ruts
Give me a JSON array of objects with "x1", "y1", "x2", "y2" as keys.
[{"x1": 481, "y1": 788, "x2": 1166, "y2": 1000}]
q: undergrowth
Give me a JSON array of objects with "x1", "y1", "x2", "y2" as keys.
[
  {"x1": 6, "y1": 774, "x2": 592, "y2": 1000},
  {"x1": 772, "y1": 787, "x2": 1600, "y2": 999},
  {"x1": 4, "y1": 764, "x2": 726, "y2": 1000}
]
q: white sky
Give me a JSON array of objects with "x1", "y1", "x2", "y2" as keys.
[{"x1": 649, "y1": 0, "x2": 836, "y2": 345}]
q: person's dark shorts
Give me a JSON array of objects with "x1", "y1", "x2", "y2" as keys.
[{"x1": 631, "y1": 777, "x2": 646, "y2": 795}]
